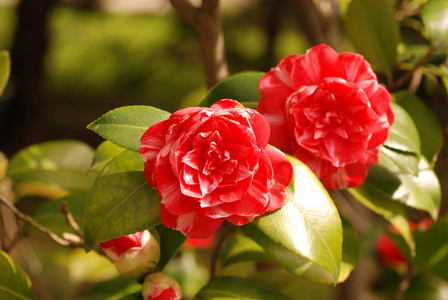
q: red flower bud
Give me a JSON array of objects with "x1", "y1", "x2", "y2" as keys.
[
  {"x1": 141, "y1": 272, "x2": 182, "y2": 300},
  {"x1": 100, "y1": 230, "x2": 160, "y2": 280}
]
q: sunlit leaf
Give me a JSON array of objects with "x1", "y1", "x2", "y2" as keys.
[
  {"x1": 382, "y1": 103, "x2": 421, "y2": 175},
  {"x1": 243, "y1": 216, "x2": 358, "y2": 284},
  {"x1": 220, "y1": 232, "x2": 273, "y2": 267},
  {"x1": 345, "y1": 0, "x2": 400, "y2": 79},
  {"x1": 421, "y1": 0, "x2": 448, "y2": 49},
  {"x1": 84, "y1": 150, "x2": 161, "y2": 251},
  {"x1": 0, "y1": 250, "x2": 34, "y2": 300},
  {"x1": 252, "y1": 155, "x2": 342, "y2": 282},
  {"x1": 368, "y1": 152, "x2": 441, "y2": 219},
  {"x1": 199, "y1": 72, "x2": 264, "y2": 107},
  {"x1": 90, "y1": 141, "x2": 126, "y2": 173},
  {"x1": 0, "y1": 50, "x2": 10, "y2": 97},
  {"x1": 195, "y1": 276, "x2": 291, "y2": 300},
  {"x1": 394, "y1": 91, "x2": 443, "y2": 166},
  {"x1": 87, "y1": 106, "x2": 170, "y2": 152},
  {"x1": 348, "y1": 184, "x2": 415, "y2": 255},
  {"x1": 7, "y1": 140, "x2": 96, "y2": 191}
]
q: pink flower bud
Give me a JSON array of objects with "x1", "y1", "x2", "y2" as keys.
[
  {"x1": 141, "y1": 272, "x2": 182, "y2": 300},
  {"x1": 100, "y1": 230, "x2": 160, "y2": 280}
]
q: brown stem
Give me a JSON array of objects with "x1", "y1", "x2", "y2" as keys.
[
  {"x1": 169, "y1": 0, "x2": 229, "y2": 88},
  {"x1": 0, "y1": 196, "x2": 83, "y2": 248},
  {"x1": 393, "y1": 264, "x2": 414, "y2": 300},
  {"x1": 60, "y1": 201, "x2": 84, "y2": 239},
  {"x1": 209, "y1": 222, "x2": 232, "y2": 281},
  {"x1": 389, "y1": 48, "x2": 433, "y2": 92}
]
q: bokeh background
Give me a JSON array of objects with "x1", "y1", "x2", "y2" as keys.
[{"x1": 2, "y1": 0, "x2": 448, "y2": 299}]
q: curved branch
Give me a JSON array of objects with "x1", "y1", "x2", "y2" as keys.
[{"x1": 0, "y1": 196, "x2": 84, "y2": 248}]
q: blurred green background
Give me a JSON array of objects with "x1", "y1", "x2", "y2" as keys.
[{"x1": 0, "y1": 0, "x2": 314, "y2": 156}]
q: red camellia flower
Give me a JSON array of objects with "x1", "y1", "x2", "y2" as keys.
[
  {"x1": 99, "y1": 230, "x2": 160, "y2": 280},
  {"x1": 140, "y1": 99, "x2": 294, "y2": 239},
  {"x1": 257, "y1": 44, "x2": 394, "y2": 190},
  {"x1": 141, "y1": 272, "x2": 182, "y2": 300}
]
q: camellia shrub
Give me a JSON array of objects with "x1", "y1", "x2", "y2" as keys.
[{"x1": 1, "y1": 0, "x2": 448, "y2": 299}]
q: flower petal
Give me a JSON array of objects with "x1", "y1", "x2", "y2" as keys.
[{"x1": 160, "y1": 204, "x2": 223, "y2": 239}]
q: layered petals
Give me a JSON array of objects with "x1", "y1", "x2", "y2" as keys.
[
  {"x1": 141, "y1": 99, "x2": 293, "y2": 238},
  {"x1": 257, "y1": 44, "x2": 394, "y2": 190}
]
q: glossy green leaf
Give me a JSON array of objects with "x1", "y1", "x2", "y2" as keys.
[
  {"x1": 394, "y1": 91, "x2": 443, "y2": 165},
  {"x1": 195, "y1": 276, "x2": 291, "y2": 300},
  {"x1": 7, "y1": 140, "x2": 96, "y2": 191},
  {"x1": 81, "y1": 276, "x2": 142, "y2": 300},
  {"x1": 199, "y1": 72, "x2": 264, "y2": 107},
  {"x1": 84, "y1": 150, "x2": 161, "y2": 251},
  {"x1": 345, "y1": 0, "x2": 400, "y2": 79},
  {"x1": 243, "y1": 216, "x2": 358, "y2": 284},
  {"x1": 90, "y1": 141, "x2": 126, "y2": 173},
  {"x1": 421, "y1": 0, "x2": 448, "y2": 49},
  {"x1": 220, "y1": 232, "x2": 273, "y2": 267},
  {"x1": 382, "y1": 103, "x2": 421, "y2": 175},
  {"x1": 0, "y1": 250, "x2": 34, "y2": 300},
  {"x1": 0, "y1": 50, "x2": 10, "y2": 97},
  {"x1": 348, "y1": 184, "x2": 415, "y2": 255},
  {"x1": 368, "y1": 152, "x2": 441, "y2": 219},
  {"x1": 252, "y1": 155, "x2": 342, "y2": 282},
  {"x1": 87, "y1": 106, "x2": 171, "y2": 152},
  {"x1": 156, "y1": 225, "x2": 187, "y2": 271},
  {"x1": 31, "y1": 191, "x2": 88, "y2": 236}
]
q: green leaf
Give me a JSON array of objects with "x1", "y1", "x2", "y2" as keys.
[
  {"x1": 382, "y1": 103, "x2": 421, "y2": 175},
  {"x1": 81, "y1": 276, "x2": 142, "y2": 300},
  {"x1": 84, "y1": 150, "x2": 161, "y2": 251},
  {"x1": 368, "y1": 152, "x2": 441, "y2": 219},
  {"x1": 220, "y1": 232, "x2": 273, "y2": 267},
  {"x1": 0, "y1": 50, "x2": 10, "y2": 97},
  {"x1": 345, "y1": 0, "x2": 400, "y2": 79},
  {"x1": 252, "y1": 155, "x2": 342, "y2": 283},
  {"x1": 31, "y1": 192, "x2": 88, "y2": 236},
  {"x1": 90, "y1": 141, "x2": 126, "y2": 173},
  {"x1": 242, "y1": 216, "x2": 358, "y2": 284},
  {"x1": 421, "y1": 0, "x2": 448, "y2": 49},
  {"x1": 195, "y1": 276, "x2": 291, "y2": 300},
  {"x1": 394, "y1": 91, "x2": 443, "y2": 165},
  {"x1": 0, "y1": 250, "x2": 34, "y2": 300},
  {"x1": 348, "y1": 184, "x2": 415, "y2": 255},
  {"x1": 199, "y1": 72, "x2": 264, "y2": 107},
  {"x1": 156, "y1": 225, "x2": 187, "y2": 271},
  {"x1": 87, "y1": 106, "x2": 171, "y2": 152},
  {"x1": 7, "y1": 140, "x2": 96, "y2": 191}
]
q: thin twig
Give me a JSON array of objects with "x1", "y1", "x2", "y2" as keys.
[
  {"x1": 0, "y1": 195, "x2": 83, "y2": 248},
  {"x1": 60, "y1": 201, "x2": 83, "y2": 238},
  {"x1": 389, "y1": 48, "x2": 433, "y2": 92},
  {"x1": 393, "y1": 264, "x2": 414, "y2": 300}
]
